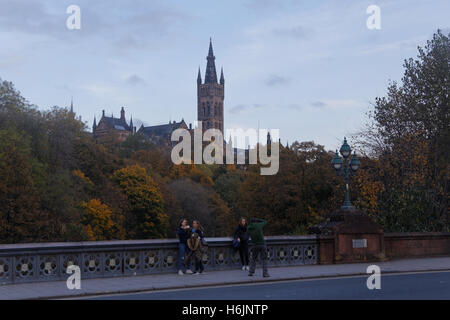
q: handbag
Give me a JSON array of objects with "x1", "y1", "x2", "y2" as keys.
[{"x1": 232, "y1": 236, "x2": 240, "y2": 250}]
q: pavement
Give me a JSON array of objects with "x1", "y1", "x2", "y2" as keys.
[{"x1": 0, "y1": 256, "x2": 449, "y2": 300}]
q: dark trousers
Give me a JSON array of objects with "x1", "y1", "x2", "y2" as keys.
[
  {"x1": 185, "y1": 250, "x2": 204, "y2": 273},
  {"x1": 249, "y1": 245, "x2": 268, "y2": 275},
  {"x1": 238, "y1": 241, "x2": 249, "y2": 266},
  {"x1": 177, "y1": 243, "x2": 191, "y2": 271},
  {"x1": 194, "y1": 259, "x2": 204, "y2": 273}
]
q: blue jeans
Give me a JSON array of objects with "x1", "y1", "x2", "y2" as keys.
[{"x1": 178, "y1": 243, "x2": 191, "y2": 271}]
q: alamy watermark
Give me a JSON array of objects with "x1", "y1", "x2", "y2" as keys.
[
  {"x1": 171, "y1": 122, "x2": 280, "y2": 175},
  {"x1": 366, "y1": 265, "x2": 381, "y2": 290},
  {"x1": 66, "y1": 5, "x2": 81, "y2": 30},
  {"x1": 366, "y1": 5, "x2": 381, "y2": 30},
  {"x1": 66, "y1": 265, "x2": 81, "y2": 290}
]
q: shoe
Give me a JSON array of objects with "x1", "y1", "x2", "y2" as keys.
[
  {"x1": 200, "y1": 271, "x2": 206, "y2": 275},
  {"x1": 193, "y1": 272, "x2": 199, "y2": 275},
  {"x1": 185, "y1": 269, "x2": 193, "y2": 274},
  {"x1": 248, "y1": 272, "x2": 254, "y2": 276},
  {"x1": 263, "y1": 273, "x2": 270, "y2": 278},
  {"x1": 245, "y1": 266, "x2": 249, "y2": 271},
  {"x1": 242, "y1": 266, "x2": 246, "y2": 271},
  {"x1": 178, "y1": 270, "x2": 184, "y2": 276}
]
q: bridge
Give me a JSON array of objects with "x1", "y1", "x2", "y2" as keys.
[{"x1": 0, "y1": 233, "x2": 449, "y2": 299}]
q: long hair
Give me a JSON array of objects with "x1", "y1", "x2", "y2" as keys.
[
  {"x1": 178, "y1": 218, "x2": 188, "y2": 228},
  {"x1": 239, "y1": 217, "x2": 247, "y2": 228},
  {"x1": 192, "y1": 220, "x2": 204, "y2": 233}
]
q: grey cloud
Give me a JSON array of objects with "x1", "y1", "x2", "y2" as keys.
[
  {"x1": 311, "y1": 101, "x2": 327, "y2": 108},
  {"x1": 0, "y1": 0, "x2": 190, "y2": 51},
  {"x1": 125, "y1": 75, "x2": 146, "y2": 86},
  {"x1": 243, "y1": 0, "x2": 302, "y2": 11},
  {"x1": 272, "y1": 25, "x2": 315, "y2": 40},
  {"x1": 265, "y1": 74, "x2": 291, "y2": 86},
  {"x1": 229, "y1": 103, "x2": 264, "y2": 114},
  {"x1": 287, "y1": 104, "x2": 303, "y2": 110}
]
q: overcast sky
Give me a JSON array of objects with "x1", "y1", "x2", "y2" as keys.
[{"x1": 0, "y1": 0, "x2": 449, "y2": 150}]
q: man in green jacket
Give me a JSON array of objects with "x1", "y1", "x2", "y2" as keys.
[{"x1": 247, "y1": 218, "x2": 269, "y2": 277}]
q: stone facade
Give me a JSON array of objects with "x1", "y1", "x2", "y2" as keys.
[
  {"x1": 93, "y1": 107, "x2": 135, "y2": 142},
  {"x1": 197, "y1": 39, "x2": 225, "y2": 134},
  {"x1": 138, "y1": 120, "x2": 189, "y2": 146}
]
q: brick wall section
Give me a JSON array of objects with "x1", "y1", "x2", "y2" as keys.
[
  {"x1": 318, "y1": 233, "x2": 450, "y2": 264},
  {"x1": 318, "y1": 235, "x2": 334, "y2": 264},
  {"x1": 384, "y1": 232, "x2": 450, "y2": 258}
]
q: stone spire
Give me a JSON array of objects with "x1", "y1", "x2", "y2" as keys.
[
  {"x1": 197, "y1": 66, "x2": 202, "y2": 85},
  {"x1": 220, "y1": 67, "x2": 225, "y2": 85},
  {"x1": 204, "y1": 38, "x2": 218, "y2": 84},
  {"x1": 129, "y1": 115, "x2": 134, "y2": 133},
  {"x1": 120, "y1": 107, "x2": 125, "y2": 120},
  {"x1": 93, "y1": 116, "x2": 97, "y2": 131}
]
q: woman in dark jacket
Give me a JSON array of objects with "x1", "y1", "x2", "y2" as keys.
[
  {"x1": 177, "y1": 218, "x2": 193, "y2": 275},
  {"x1": 234, "y1": 217, "x2": 249, "y2": 271}
]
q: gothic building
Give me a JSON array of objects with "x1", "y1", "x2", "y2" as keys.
[
  {"x1": 92, "y1": 39, "x2": 225, "y2": 145},
  {"x1": 138, "y1": 120, "x2": 189, "y2": 146},
  {"x1": 197, "y1": 39, "x2": 225, "y2": 134},
  {"x1": 93, "y1": 107, "x2": 135, "y2": 142}
]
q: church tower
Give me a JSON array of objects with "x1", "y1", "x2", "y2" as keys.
[{"x1": 197, "y1": 39, "x2": 225, "y2": 134}]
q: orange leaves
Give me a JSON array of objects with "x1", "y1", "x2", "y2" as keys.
[
  {"x1": 112, "y1": 164, "x2": 168, "y2": 238},
  {"x1": 79, "y1": 199, "x2": 116, "y2": 241}
]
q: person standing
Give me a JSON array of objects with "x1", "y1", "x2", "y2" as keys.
[
  {"x1": 247, "y1": 218, "x2": 269, "y2": 277},
  {"x1": 234, "y1": 218, "x2": 249, "y2": 271},
  {"x1": 186, "y1": 232, "x2": 203, "y2": 275},
  {"x1": 176, "y1": 218, "x2": 193, "y2": 275},
  {"x1": 191, "y1": 220, "x2": 206, "y2": 274}
]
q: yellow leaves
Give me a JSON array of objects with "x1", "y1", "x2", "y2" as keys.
[
  {"x1": 356, "y1": 168, "x2": 385, "y2": 214},
  {"x1": 80, "y1": 199, "x2": 116, "y2": 241},
  {"x1": 112, "y1": 164, "x2": 168, "y2": 238},
  {"x1": 72, "y1": 169, "x2": 94, "y2": 187},
  {"x1": 169, "y1": 163, "x2": 213, "y2": 186}
]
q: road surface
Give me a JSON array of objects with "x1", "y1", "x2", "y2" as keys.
[{"x1": 88, "y1": 271, "x2": 450, "y2": 300}]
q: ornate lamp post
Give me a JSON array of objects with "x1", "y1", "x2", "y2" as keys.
[{"x1": 331, "y1": 137, "x2": 361, "y2": 211}]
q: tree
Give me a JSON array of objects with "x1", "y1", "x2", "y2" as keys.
[
  {"x1": 355, "y1": 30, "x2": 449, "y2": 232},
  {"x1": 79, "y1": 199, "x2": 118, "y2": 241},
  {"x1": 112, "y1": 165, "x2": 168, "y2": 238},
  {"x1": 0, "y1": 128, "x2": 45, "y2": 243}
]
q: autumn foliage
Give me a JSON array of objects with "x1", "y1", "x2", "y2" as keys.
[{"x1": 0, "y1": 31, "x2": 448, "y2": 243}]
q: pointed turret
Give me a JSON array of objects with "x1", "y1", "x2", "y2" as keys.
[
  {"x1": 205, "y1": 38, "x2": 218, "y2": 84},
  {"x1": 70, "y1": 97, "x2": 74, "y2": 114},
  {"x1": 220, "y1": 67, "x2": 225, "y2": 85},
  {"x1": 120, "y1": 107, "x2": 125, "y2": 120},
  {"x1": 197, "y1": 67, "x2": 202, "y2": 85},
  {"x1": 93, "y1": 116, "x2": 97, "y2": 131},
  {"x1": 129, "y1": 115, "x2": 133, "y2": 133}
]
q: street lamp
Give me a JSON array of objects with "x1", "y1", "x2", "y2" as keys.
[{"x1": 331, "y1": 137, "x2": 361, "y2": 211}]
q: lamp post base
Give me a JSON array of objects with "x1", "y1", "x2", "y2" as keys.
[
  {"x1": 309, "y1": 208, "x2": 385, "y2": 264},
  {"x1": 340, "y1": 204, "x2": 356, "y2": 211}
]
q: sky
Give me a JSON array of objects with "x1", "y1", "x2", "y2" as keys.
[{"x1": 0, "y1": 0, "x2": 449, "y2": 151}]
